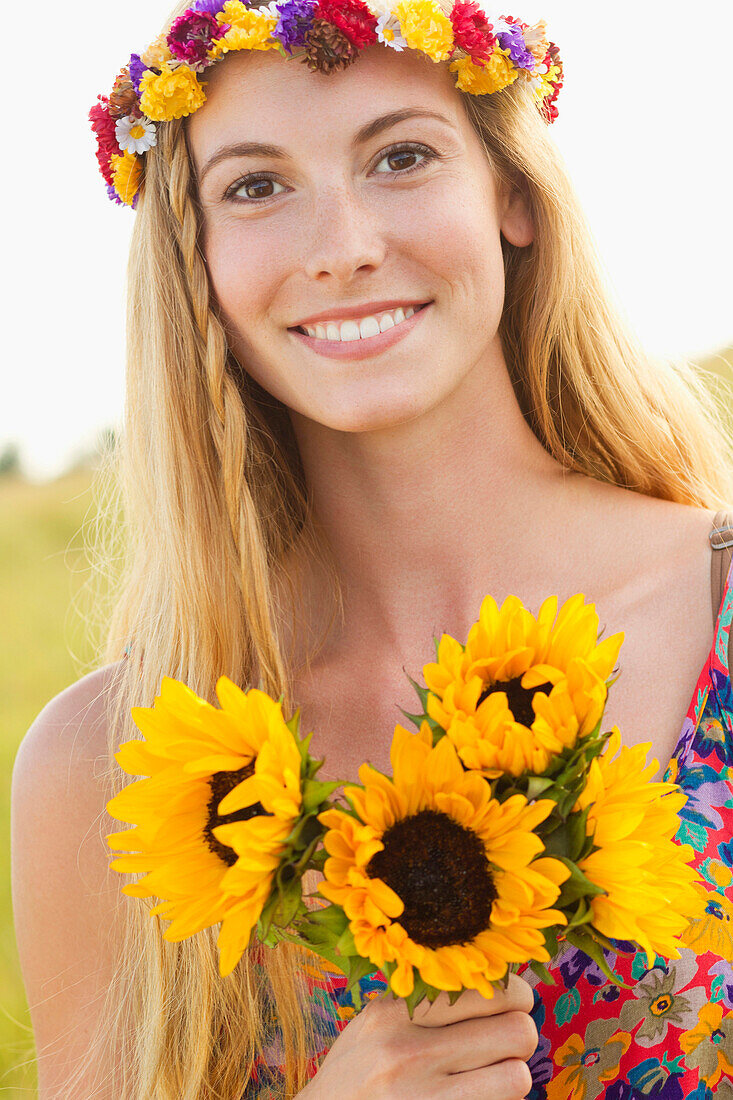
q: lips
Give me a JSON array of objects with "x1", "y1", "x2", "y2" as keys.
[
  {"x1": 289, "y1": 301, "x2": 432, "y2": 334},
  {"x1": 287, "y1": 300, "x2": 432, "y2": 360},
  {"x1": 286, "y1": 297, "x2": 433, "y2": 330},
  {"x1": 291, "y1": 301, "x2": 430, "y2": 337}
]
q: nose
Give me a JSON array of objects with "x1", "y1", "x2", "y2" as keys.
[{"x1": 302, "y1": 183, "x2": 387, "y2": 284}]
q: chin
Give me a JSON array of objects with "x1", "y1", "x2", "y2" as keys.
[{"x1": 306, "y1": 382, "x2": 448, "y2": 433}]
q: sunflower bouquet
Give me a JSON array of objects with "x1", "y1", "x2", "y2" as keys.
[{"x1": 107, "y1": 592, "x2": 707, "y2": 1013}]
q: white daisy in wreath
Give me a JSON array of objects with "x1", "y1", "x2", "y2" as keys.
[{"x1": 115, "y1": 114, "x2": 158, "y2": 156}]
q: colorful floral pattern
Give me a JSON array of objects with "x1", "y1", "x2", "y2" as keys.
[
  {"x1": 91, "y1": 1, "x2": 564, "y2": 207},
  {"x1": 244, "y1": 559, "x2": 733, "y2": 1097}
]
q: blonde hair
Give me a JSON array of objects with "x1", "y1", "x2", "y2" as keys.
[{"x1": 70, "y1": 24, "x2": 733, "y2": 1100}]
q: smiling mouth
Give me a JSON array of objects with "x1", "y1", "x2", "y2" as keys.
[{"x1": 290, "y1": 302, "x2": 432, "y2": 340}]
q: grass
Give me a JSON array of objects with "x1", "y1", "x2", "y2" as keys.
[
  {"x1": 1, "y1": 466, "x2": 102, "y2": 1096},
  {"x1": 1, "y1": 347, "x2": 731, "y2": 1095}
]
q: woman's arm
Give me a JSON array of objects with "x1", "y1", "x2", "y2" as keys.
[{"x1": 11, "y1": 665, "x2": 127, "y2": 1099}]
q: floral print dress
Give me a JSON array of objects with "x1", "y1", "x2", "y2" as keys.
[{"x1": 249, "y1": 559, "x2": 733, "y2": 1099}]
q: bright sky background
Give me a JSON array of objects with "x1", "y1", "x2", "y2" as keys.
[{"x1": 3, "y1": 1, "x2": 731, "y2": 480}]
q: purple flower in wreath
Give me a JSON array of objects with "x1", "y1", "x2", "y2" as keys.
[
  {"x1": 495, "y1": 24, "x2": 535, "y2": 71},
  {"x1": 273, "y1": 0, "x2": 318, "y2": 54},
  {"x1": 106, "y1": 182, "x2": 125, "y2": 206},
  {"x1": 192, "y1": 0, "x2": 225, "y2": 14},
  {"x1": 128, "y1": 53, "x2": 146, "y2": 95},
  {"x1": 167, "y1": 10, "x2": 228, "y2": 66}
]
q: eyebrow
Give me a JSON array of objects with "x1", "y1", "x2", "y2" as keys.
[{"x1": 198, "y1": 108, "x2": 456, "y2": 182}]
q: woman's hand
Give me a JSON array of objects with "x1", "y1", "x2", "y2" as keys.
[{"x1": 298, "y1": 973, "x2": 538, "y2": 1099}]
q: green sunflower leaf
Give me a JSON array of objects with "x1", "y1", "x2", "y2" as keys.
[
  {"x1": 565, "y1": 931, "x2": 630, "y2": 988},
  {"x1": 345, "y1": 955, "x2": 377, "y2": 989},
  {"x1": 258, "y1": 893, "x2": 279, "y2": 940},
  {"x1": 336, "y1": 925, "x2": 358, "y2": 958},
  {"x1": 284, "y1": 709, "x2": 301, "y2": 737},
  {"x1": 527, "y1": 959, "x2": 555, "y2": 986},
  {"x1": 271, "y1": 881, "x2": 303, "y2": 928},
  {"x1": 526, "y1": 776, "x2": 556, "y2": 800},
  {"x1": 301, "y1": 904, "x2": 349, "y2": 937},
  {"x1": 403, "y1": 670, "x2": 431, "y2": 709},
  {"x1": 555, "y1": 858, "x2": 606, "y2": 906},
  {"x1": 403, "y1": 974, "x2": 431, "y2": 1018},
  {"x1": 565, "y1": 898, "x2": 596, "y2": 930},
  {"x1": 541, "y1": 926, "x2": 564, "y2": 963},
  {"x1": 397, "y1": 707, "x2": 426, "y2": 730},
  {"x1": 302, "y1": 779, "x2": 342, "y2": 814}
]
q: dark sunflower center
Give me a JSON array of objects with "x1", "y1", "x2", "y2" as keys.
[
  {"x1": 476, "y1": 675, "x2": 551, "y2": 727},
  {"x1": 365, "y1": 808, "x2": 497, "y2": 949},
  {"x1": 203, "y1": 761, "x2": 271, "y2": 868}
]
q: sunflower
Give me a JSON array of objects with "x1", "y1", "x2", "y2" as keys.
[
  {"x1": 574, "y1": 729, "x2": 707, "y2": 964},
  {"x1": 107, "y1": 676, "x2": 313, "y2": 977},
  {"x1": 420, "y1": 593, "x2": 624, "y2": 777},
  {"x1": 316, "y1": 722, "x2": 570, "y2": 1001}
]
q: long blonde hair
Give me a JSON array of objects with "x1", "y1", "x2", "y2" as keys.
[{"x1": 71, "y1": 22, "x2": 733, "y2": 1099}]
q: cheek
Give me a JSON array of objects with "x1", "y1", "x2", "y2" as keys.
[
  {"x1": 204, "y1": 221, "x2": 285, "y2": 342},
  {"x1": 407, "y1": 180, "x2": 505, "y2": 312}
]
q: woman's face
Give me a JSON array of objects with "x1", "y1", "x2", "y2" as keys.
[{"x1": 187, "y1": 44, "x2": 533, "y2": 432}]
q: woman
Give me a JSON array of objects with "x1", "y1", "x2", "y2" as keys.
[{"x1": 11, "y1": 0, "x2": 733, "y2": 1096}]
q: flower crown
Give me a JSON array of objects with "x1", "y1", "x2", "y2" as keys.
[{"x1": 90, "y1": 0, "x2": 562, "y2": 209}]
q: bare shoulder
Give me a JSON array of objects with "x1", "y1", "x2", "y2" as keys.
[{"x1": 11, "y1": 661, "x2": 129, "y2": 1098}]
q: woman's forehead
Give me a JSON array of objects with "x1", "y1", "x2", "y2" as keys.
[{"x1": 187, "y1": 43, "x2": 464, "y2": 156}]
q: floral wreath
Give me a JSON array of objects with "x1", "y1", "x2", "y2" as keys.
[{"x1": 90, "y1": 0, "x2": 563, "y2": 208}]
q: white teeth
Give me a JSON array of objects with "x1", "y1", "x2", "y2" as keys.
[
  {"x1": 359, "y1": 316, "x2": 381, "y2": 339},
  {"x1": 339, "y1": 320, "x2": 362, "y2": 342},
  {"x1": 299, "y1": 304, "x2": 425, "y2": 341}
]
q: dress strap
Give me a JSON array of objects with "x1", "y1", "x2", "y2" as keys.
[{"x1": 709, "y1": 509, "x2": 733, "y2": 624}]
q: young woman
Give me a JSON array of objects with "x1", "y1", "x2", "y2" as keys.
[{"x1": 11, "y1": 1, "x2": 733, "y2": 1097}]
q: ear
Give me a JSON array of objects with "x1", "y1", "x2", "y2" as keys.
[{"x1": 499, "y1": 178, "x2": 534, "y2": 248}]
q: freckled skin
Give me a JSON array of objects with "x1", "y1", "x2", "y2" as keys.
[{"x1": 187, "y1": 44, "x2": 534, "y2": 435}]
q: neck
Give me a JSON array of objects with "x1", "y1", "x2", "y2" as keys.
[{"x1": 287, "y1": 339, "x2": 580, "y2": 668}]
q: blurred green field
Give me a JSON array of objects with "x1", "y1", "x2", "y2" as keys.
[
  {"x1": 1, "y1": 348, "x2": 731, "y2": 1095},
  {"x1": 1, "y1": 466, "x2": 102, "y2": 1096}
]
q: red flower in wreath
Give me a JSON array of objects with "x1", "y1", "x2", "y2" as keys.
[
  {"x1": 314, "y1": 0, "x2": 378, "y2": 49},
  {"x1": 449, "y1": 0, "x2": 496, "y2": 61}
]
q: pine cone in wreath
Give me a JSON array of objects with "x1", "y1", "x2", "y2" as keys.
[
  {"x1": 109, "y1": 72, "x2": 139, "y2": 119},
  {"x1": 301, "y1": 19, "x2": 360, "y2": 74}
]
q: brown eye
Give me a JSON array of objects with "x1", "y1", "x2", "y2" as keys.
[
  {"x1": 372, "y1": 142, "x2": 437, "y2": 177},
  {"x1": 225, "y1": 175, "x2": 287, "y2": 202},
  {"x1": 244, "y1": 179, "x2": 276, "y2": 199},
  {"x1": 223, "y1": 142, "x2": 439, "y2": 205},
  {"x1": 387, "y1": 150, "x2": 418, "y2": 171}
]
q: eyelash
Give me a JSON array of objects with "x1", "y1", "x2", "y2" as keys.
[{"x1": 223, "y1": 141, "x2": 439, "y2": 204}]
